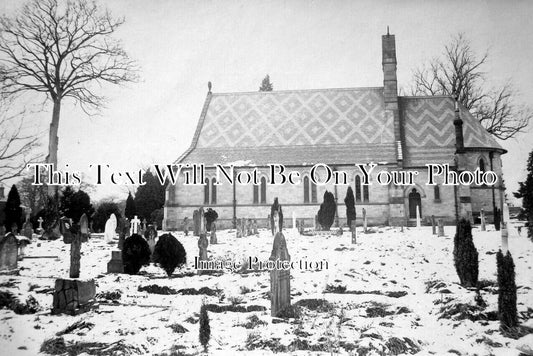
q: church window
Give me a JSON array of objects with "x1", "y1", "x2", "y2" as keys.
[
  {"x1": 253, "y1": 184, "x2": 259, "y2": 204},
  {"x1": 311, "y1": 181, "x2": 317, "y2": 203},
  {"x1": 203, "y1": 178, "x2": 209, "y2": 204},
  {"x1": 303, "y1": 176, "x2": 310, "y2": 203},
  {"x1": 479, "y1": 158, "x2": 486, "y2": 172},
  {"x1": 363, "y1": 184, "x2": 369, "y2": 202},
  {"x1": 260, "y1": 177, "x2": 267, "y2": 203},
  {"x1": 211, "y1": 178, "x2": 217, "y2": 204},
  {"x1": 434, "y1": 185, "x2": 441, "y2": 201},
  {"x1": 355, "y1": 175, "x2": 362, "y2": 202}
]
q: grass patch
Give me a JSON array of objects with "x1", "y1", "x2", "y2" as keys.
[
  {"x1": 96, "y1": 290, "x2": 121, "y2": 301},
  {"x1": 385, "y1": 337, "x2": 420, "y2": 355},
  {"x1": 138, "y1": 285, "x2": 178, "y2": 295},
  {"x1": 177, "y1": 287, "x2": 220, "y2": 296},
  {"x1": 0, "y1": 291, "x2": 39, "y2": 314},
  {"x1": 204, "y1": 304, "x2": 267, "y2": 313},
  {"x1": 294, "y1": 298, "x2": 334, "y2": 313},
  {"x1": 168, "y1": 323, "x2": 188, "y2": 333},
  {"x1": 237, "y1": 315, "x2": 267, "y2": 329},
  {"x1": 40, "y1": 337, "x2": 142, "y2": 356}
]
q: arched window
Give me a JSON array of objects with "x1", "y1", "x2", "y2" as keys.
[
  {"x1": 303, "y1": 176, "x2": 310, "y2": 203},
  {"x1": 260, "y1": 177, "x2": 267, "y2": 204},
  {"x1": 311, "y1": 181, "x2": 317, "y2": 203},
  {"x1": 203, "y1": 178, "x2": 209, "y2": 204},
  {"x1": 363, "y1": 184, "x2": 369, "y2": 202},
  {"x1": 479, "y1": 158, "x2": 486, "y2": 172},
  {"x1": 434, "y1": 185, "x2": 440, "y2": 201},
  {"x1": 355, "y1": 176, "x2": 361, "y2": 202},
  {"x1": 211, "y1": 178, "x2": 217, "y2": 204},
  {"x1": 253, "y1": 184, "x2": 259, "y2": 204}
]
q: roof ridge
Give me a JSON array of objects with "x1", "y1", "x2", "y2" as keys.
[{"x1": 211, "y1": 86, "x2": 384, "y2": 96}]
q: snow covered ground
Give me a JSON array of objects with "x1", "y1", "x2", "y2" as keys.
[{"x1": 0, "y1": 222, "x2": 532, "y2": 355}]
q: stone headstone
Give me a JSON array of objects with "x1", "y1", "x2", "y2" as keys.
[
  {"x1": 0, "y1": 233, "x2": 18, "y2": 272},
  {"x1": 80, "y1": 214, "x2": 89, "y2": 242},
  {"x1": 183, "y1": 217, "x2": 189, "y2": 236},
  {"x1": 104, "y1": 214, "x2": 117, "y2": 243},
  {"x1": 107, "y1": 250, "x2": 124, "y2": 273},
  {"x1": 210, "y1": 222, "x2": 217, "y2": 244},
  {"x1": 269, "y1": 211, "x2": 290, "y2": 317},
  {"x1": 52, "y1": 278, "x2": 96, "y2": 315},
  {"x1": 130, "y1": 215, "x2": 141, "y2": 235},
  {"x1": 23, "y1": 221, "x2": 33, "y2": 240},
  {"x1": 17, "y1": 236, "x2": 30, "y2": 260},
  {"x1": 501, "y1": 223, "x2": 509, "y2": 254},
  {"x1": 60, "y1": 217, "x2": 74, "y2": 244},
  {"x1": 37, "y1": 217, "x2": 44, "y2": 234},
  {"x1": 266, "y1": 214, "x2": 271, "y2": 231},
  {"x1": 480, "y1": 209, "x2": 486, "y2": 231},
  {"x1": 193, "y1": 209, "x2": 200, "y2": 236},
  {"x1": 236, "y1": 219, "x2": 242, "y2": 238},
  {"x1": 246, "y1": 219, "x2": 253, "y2": 236},
  {"x1": 197, "y1": 210, "x2": 208, "y2": 275},
  {"x1": 431, "y1": 215, "x2": 436, "y2": 235},
  {"x1": 70, "y1": 232, "x2": 81, "y2": 278},
  {"x1": 416, "y1": 205, "x2": 421, "y2": 228},
  {"x1": 141, "y1": 218, "x2": 148, "y2": 236},
  {"x1": 437, "y1": 219, "x2": 444, "y2": 237},
  {"x1": 351, "y1": 221, "x2": 357, "y2": 244},
  {"x1": 362, "y1": 208, "x2": 367, "y2": 233},
  {"x1": 503, "y1": 203, "x2": 511, "y2": 225},
  {"x1": 145, "y1": 225, "x2": 157, "y2": 254},
  {"x1": 253, "y1": 219, "x2": 259, "y2": 235},
  {"x1": 298, "y1": 219, "x2": 305, "y2": 235}
]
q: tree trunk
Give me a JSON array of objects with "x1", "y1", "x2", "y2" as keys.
[{"x1": 42, "y1": 98, "x2": 61, "y2": 240}]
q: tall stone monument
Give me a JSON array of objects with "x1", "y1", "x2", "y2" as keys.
[{"x1": 269, "y1": 208, "x2": 291, "y2": 317}]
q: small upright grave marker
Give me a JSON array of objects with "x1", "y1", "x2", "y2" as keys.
[
  {"x1": 270, "y1": 208, "x2": 290, "y2": 317},
  {"x1": 210, "y1": 221, "x2": 217, "y2": 244},
  {"x1": 130, "y1": 215, "x2": 141, "y2": 235},
  {"x1": 0, "y1": 233, "x2": 18, "y2": 273},
  {"x1": 480, "y1": 209, "x2": 486, "y2": 232},
  {"x1": 438, "y1": 219, "x2": 445, "y2": 237},
  {"x1": 197, "y1": 208, "x2": 208, "y2": 275},
  {"x1": 104, "y1": 214, "x2": 117, "y2": 243}
]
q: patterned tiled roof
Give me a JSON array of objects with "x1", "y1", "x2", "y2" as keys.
[
  {"x1": 400, "y1": 96, "x2": 504, "y2": 167},
  {"x1": 176, "y1": 89, "x2": 504, "y2": 166}
]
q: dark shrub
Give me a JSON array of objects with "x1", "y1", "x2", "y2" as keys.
[
  {"x1": 204, "y1": 208, "x2": 218, "y2": 232},
  {"x1": 92, "y1": 201, "x2": 121, "y2": 232},
  {"x1": 122, "y1": 233, "x2": 151, "y2": 275},
  {"x1": 344, "y1": 186, "x2": 356, "y2": 227},
  {"x1": 453, "y1": 218, "x2": 479, "y2": 287},
  {"x1": 317, "y1": 191, "x2": 336, "y2": 231},
  {"x1": 199, "y1": 303, "x2": 211, "y2": 352},
  {"x1": 497, "y1": 250, "x2": 518, "y2": 329},
  {"x1": 152, "y1": 233, "x2": 187, "y2": 276},
  {"x1": 4, "y1": 185, "x2": 23, "y2": 233}
]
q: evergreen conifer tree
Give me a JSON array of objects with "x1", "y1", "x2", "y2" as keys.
[
  {"x1": 317, "y1": 191, "x2": 336, "y2": 231},
  {"x1": 199, "y1": 303, "x2": 211, "y2": 352},
  {"x1": 134, "y1": 170, "x2": 167, "y2": 223},
  {"x1": 125, "y1": 192, "x2": 136, "y2": 220},
  {"x1": 259, "y1": 75, "x2": 273, "y2": 91},
  {"x1": 4, "y1": 185, "x2": 23, "y2": 232},
  {"x1": 496, "y1": 250, "x2": 518, "y2": 329},
  {"x1": 453, "y1": 218, "x2": 479, "y2": 287},
  {"x1": 344, "y1": 186, "x2": 356, "y2": 227},
  {"x1": 514, "y1": 149, "x2": 533, "y2": 239}
]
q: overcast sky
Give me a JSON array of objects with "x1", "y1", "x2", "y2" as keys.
[{"x1": 1, "y1": 0, "x2": 532, "y2": 203}]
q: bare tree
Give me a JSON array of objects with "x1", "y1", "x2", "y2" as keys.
[
  {"x1": 411, "y1": 33, "x2": 530, "y2": 140},
  {"x1": 0, "y1": 94, "x2": 43, "y2": 182},
  {"x1": 0, "y1": 0, "x2": 138, "y2": 186}
]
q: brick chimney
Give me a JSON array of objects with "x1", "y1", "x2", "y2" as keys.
[{"x1": 382, "y1": 29, "x2": 402, "y2": 166}]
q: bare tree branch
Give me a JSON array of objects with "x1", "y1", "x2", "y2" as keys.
[{"x1": 410, "y1": 33, "x2": 530, "y2": 140}]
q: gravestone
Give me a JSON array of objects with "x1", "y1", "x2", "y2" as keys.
[
  {"x1": 107, "y1": 250, "x2": 124, "y2": 273},
  {"x1": 269, "y1": 210, "x2": 290, "y2": 317},
  {"x1": 298, "y1": 219, "x2": 305, "y2": 235},
  {"x1": 80, "y1": 214, "x2": 89, "y2": 242},
  {"x1": 431, "y1": 215, "x2": 436, "y2": 235},
  {"x1": 416, "y1": 206, "x2": 421, "y2": 228},
  {"x1": 197, "y1": 208, "x2": 208, "y2": 275},
  {"x1": 246, "y1": 219, "x2": 253, "y2": 236},
  {"x1": 52, "y1": 278, "x2": 96, "y2": 315},
  {"x1": 253, "y1": 219, "x2": 259, "y2": 235},
  {"x1": 36, "y1": 217, "x2": 44, "y2": 234},
  {"x1": 362, "y1": 208, "x2": 367, "y2": 233},
  {"x1": 193, "y1": 209, "x2": 200, "y2": 236},
  {"x1": 236, "y1": 219, "x2": 242, "y2": 238},
  {"x1": 437, "y1": 219, "x2": 444, "y2": 237},
  {"x1": 61, "y1": 217, "x2": 74, "y2": 244},
  {"x1": 130, "y1": 215, "x2": 141, "y2": 235},
  {"x1": 351, "y1": 221, "x2": 357, "y2": 244},
  {"x1": 17, "y1": 236, "x2": 30, "y2": 260},
  {"x1": 23, "y1": 221, "x2": 33, "y2": 240},
  {"x1": 480, "y1": 209, "x2": 486, "y2": 231},
  {"x1": 183, "y1": 217, "x2": 189, "y2": 236},
  {"x1": 210, "y1": 222, "x2": 217, "y2": 244},
  {"x1": 242, "y1": 218, "x2": 248, "y2": 237},
  {"x1": 145, "y1": 225, "x2": 157, "y2": 255},
  {"x1": 141, "y1": 218, "x2": 148, "y2": 236},
  {"x1": 0, "y1": 233, "x2": 18, "y2": 272},
  {"x1": 501, "y1": 222, "x2": 509, "y2": 254},
  {"x1": 266, "y1": 214, "x2": 271, "y2": 231},
  {"x1": 104, "y1": 214, "x2": 117, "y2": 243},
  {"x1": 70, "y1": 230, "x2": 81, "y2": 279}
]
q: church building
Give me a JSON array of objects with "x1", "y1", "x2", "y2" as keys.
[{"x1": 163, "y1": 32, "x2": 506, "y2": 230}]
